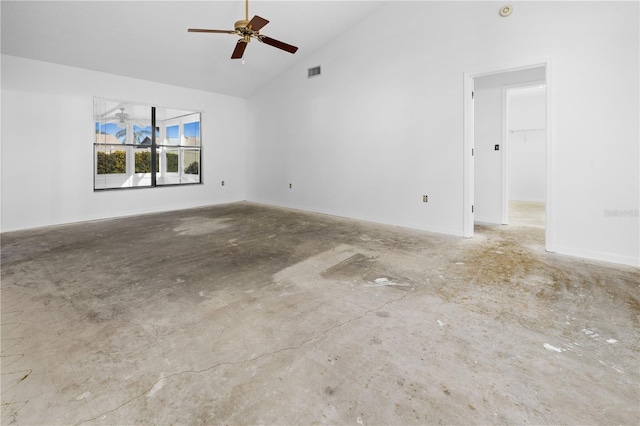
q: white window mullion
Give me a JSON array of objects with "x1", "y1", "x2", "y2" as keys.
[
  {"x1": 158, "y1": 123, "x2": 166, "y2": 178},
  {"x1": 125, "y1": 122, "x2": 135, "y2": 184},
  {"x1": 179, "y1": 121, "x2": 185, "y2": 177}
]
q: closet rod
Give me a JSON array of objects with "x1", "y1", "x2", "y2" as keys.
[{"x1": 510, "y1": 128, "x2": 545, "y2": 133}]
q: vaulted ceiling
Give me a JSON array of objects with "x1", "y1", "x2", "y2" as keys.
[{"x1": 1, "y1": 1, "x2": 389, "y2": 98}]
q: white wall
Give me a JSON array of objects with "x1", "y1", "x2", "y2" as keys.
[
  {"x1": 508, "y1": 86, "x2": 546, "y2": 203},
  {"x1": 473, "y1": 67, "x2": 545, "y2": 224},
  {"x1": 246, "y1": 1, "x2": 639, "y2": 266},
  {"x1": 1, "y1": 55, "x2": 247, "y2": 232}
]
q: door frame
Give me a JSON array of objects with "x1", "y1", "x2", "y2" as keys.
[{"x1": 463, "y1": 59, "x2": 555, "y2": 253}]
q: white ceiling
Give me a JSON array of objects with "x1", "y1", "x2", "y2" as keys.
[{"x1": 1, "y1": 1, "x2": 389, "y2": 98}]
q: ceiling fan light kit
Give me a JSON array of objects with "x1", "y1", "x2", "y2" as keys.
[{"x1": 188, "y1": 0, "x2": 298, "y2": 60}]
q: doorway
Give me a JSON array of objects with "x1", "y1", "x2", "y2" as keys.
[
  {"x1": 505, "y1": 84, "x2": 546, "y2": 229},
  {"x1": 463, "y1": 62, "x2": 554, "y2": 252}
]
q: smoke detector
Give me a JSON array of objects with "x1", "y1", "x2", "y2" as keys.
[{"x1": 499, "y1": 5, "x2": 513, "y2": 17}]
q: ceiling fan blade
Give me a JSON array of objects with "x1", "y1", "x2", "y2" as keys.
[
  {"x1": 259, "y1": 36, "x2": 298, "y2": 54},
  {"x1": 188, "y1": 29, "x2": 236, "y2": 34},
  {"x1": 247, "y1": 15, "x2": 269, "y2": 32},
  {"x1": 231, "y1": 40, "x2": 248, "y2": 59}
]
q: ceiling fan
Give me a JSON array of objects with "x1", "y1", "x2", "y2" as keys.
[
  {"x1": 188, "y1": 0, "x2": 298, "y2": 59},
  {"x1": 97, "y1": 106, "x2": 130, "y2": 128},
  {"x1": 114, "y1": 108, "x2": 129, "y2": 127}
]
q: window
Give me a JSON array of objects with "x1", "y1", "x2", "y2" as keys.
[
  {"x1": 93, "y1": 98, "x2": 202, "y2": 190},
  {"x1": 156, "y1": 112, "x2": 201, "y2": 185}
]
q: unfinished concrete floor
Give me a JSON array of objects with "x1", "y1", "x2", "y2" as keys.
[{"x1": 1, "y1": 202, "x2": 638, "y2": 425}]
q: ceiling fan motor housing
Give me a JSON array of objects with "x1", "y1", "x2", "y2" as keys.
[{"x1": 235, "y1": 20, "x2": 250, "y2": 31}]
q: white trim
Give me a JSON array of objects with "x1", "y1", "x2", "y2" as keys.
[
  {"x1": 553, "y1": 246, "x2": 640, "y2": 269},
  {"x1": 250, "y1": 198, "x2": 465, "y2": 238},
  {"x1": 462, "y1": 73, "x2": 474, "y2": 238},
  {"x1": 501, "y1": 85, "x2": 509, "y2": 225},
  {"x1": 474, "y1": 216, "x2": 502, "y2": 225},
  {"x1": 543, "y1": 62, "x2": 555, "y2": 253}
]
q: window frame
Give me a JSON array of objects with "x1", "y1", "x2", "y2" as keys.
[{"x1": 93, "y1": 98, "x2": 202, "y2": 191}]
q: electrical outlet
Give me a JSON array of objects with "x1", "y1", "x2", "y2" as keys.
[
  {"x1": 221, "y1": 181, "x2": 225, "y2": 186},
  {"x1": 423, "y1": 195, "x2": 428, "y2": 203},
  {"x1": 289, "y1": 183, "x2": 292, "y2": 189}
]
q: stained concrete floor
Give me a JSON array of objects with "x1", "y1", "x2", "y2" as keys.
[{"x1": 1, "y1": 202, "x2": 638, "y2": 425}]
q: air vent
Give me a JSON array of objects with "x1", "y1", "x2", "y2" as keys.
[{"x1": 308, "y1": 66, "x2": 321, "y2": 78}]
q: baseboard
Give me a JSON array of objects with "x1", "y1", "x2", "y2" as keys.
[
  {"x1": 474, "y1": 216, "x2": 502, "y2": 225},
  {"x1": 509, "y1": 198, "x2": 545, "y2": 204},
  {"x1": 1, "y1": 199, "x2": 246, "y2": 233},
  {"x1": 246, "y1": 199, "x2": 464, "y2": 238},
  {"x1": 553, "y1": 245, "x2": 639, "y2": 268},
  {"x1": 241, "y1": 200, "x2": 640, "y2": 268}
]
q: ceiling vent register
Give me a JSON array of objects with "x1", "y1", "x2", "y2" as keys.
[{"x1": 308, "y1": 66, "x2": 321, "y2": 78}]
